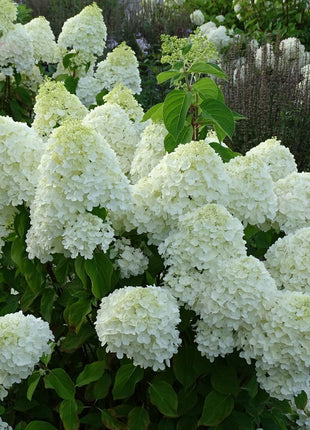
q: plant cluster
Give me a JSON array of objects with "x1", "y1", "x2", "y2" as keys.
[{"x1": 220, "y1": 36, "x2": 310, "y2": 170}]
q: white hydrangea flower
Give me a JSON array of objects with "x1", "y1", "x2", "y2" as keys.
[
  {"x1": 0, "y1": 0, "x2": 17, "y2": 35},
  {"x1": 0, "y1": 311, "x2": 53, "y2": 391},
  {"x1": 95, "y1": 286, "x2": 181, "y2": 371},
  {"x1": 273, "y1": 172, "x2": 310, "y2": 233},
  {"x1": 76, "y1": 73, "x2": 102, "y2": 108},
  {"x1": 159, "y1": 204, "x2": 246, "y2": 272},
  {"x1": 239, "y1": 291, "x2": 310, "y2": 400},
  {"x1": 0, "y1": 116, "x2": 44, "y2": 208},
  {"x1": 195, "y1": 318, "x2": 236, "y2": 362},
  {"x1": 0, "y1": 417, "x2": 13, "y2": 430},
  {"x1": 24, "y1": 16, "x2": 59, "y2": 63},
  {"x1": 62, "y1": 213, "x2": 114, "y2": 259},
  {"x1": 103, "y1": 83, "x2": 144, "y2": 122},
  {"x1": 130, "y1": 121, "x2": 167, "y2": 183},
  {"x1": 32, "y1": 79, "x2": 88, "y2": 138},
  {"x1": 246, "y1": 138, "x2": 297, "y2": 182},
  {"x1": 196, "y1": 255, "x2": 277, "y2": 324},
  {"x1": 225, "y1": 153, "x2": 277, "y2": 226},
  {"x1": 163, "y1": 268, "x2": 209, "y2": 308},
  {"x1": 109, "y1": 237, "x2": 149, "y2": 278},
  {"x1": 27, "y1": 120, "x2": 131, "y2": 262},
  {"x1": 200, "y1": 21, "x2": 217, "y2": 34},
  {"x1": 129, "y1": 141, "x2": 230, "y2": 243},
  {"x1": 0, "y1": 24, "x2": 34, "y2": 75},
  {"x1": 255, "y1": 361, "x2": 310, "y2": 401},
  {"x1": 58, "y1": 3, "x2": 107, "y2": 57},
  {"x1": 264, "y1": 227, "x2": 310, "y2": 294},
  {"x1": 200, "y1": 22, "x2": 232, "y2": 50},
  {"x1": 255, "y1": 43, "x2": 275, "y2": 69},
  {"x1": 195, "y1": 256, "x2": 277, "y2": 361},
  {"x1": 96, "y1": 42, "x2": 141, "y2": 94},
  {"x1": 190, "y1": 10, "x2": 205, "y2": 26},
  {"x1": 82, "y1": 103, "x2": 141, "y2": 175},
  {"x1": 216, "y1": 15, "x2": 225, "y2": 23}
]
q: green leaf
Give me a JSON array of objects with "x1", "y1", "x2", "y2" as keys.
[
  {"x1": 44, "y1": 368, "x2": 75, "y2": 400},
  {"x1": 178, "y1": 388, "x2": 198, "y2": 415},
  {"x1": 63, "y1": 53, "x2": 77, "y2": 68},
  {"x1": 192, "y1": 77, "x2": 224, "y2": 102},
  {"x1": 11, "y1": 237, "x2": 26, "y2": 269},
  {"x1": 101, "y1": 409, "x2": 124, "y2": 430},
  {"x1": 231, "y1": 109, "x2": 246, "y2": 121},
  {"x1": 64, "y1": 76, "x2": 79, "y2": 94},
  {"x1": 10, "y1": 99, "x2": 23, "y2": 120},
  {"x1": 261, "y1": 411, "x2": 287, "y2": 430},
  {"x1": 164, "y1": 123, "x2": 193, "y2": 153},
  {"x1": 177, "y1": 416, "x2": 198, "y2": 430},
  {"x1": 15, "y1": 86, "x2": 33, "y2": 106},
  {"x1": 142, "y1": 102, "x2": 163, "y2": 122},
  {"x1": 157, "y1": 71, "x2": 182, "y2": 84},
  {"x1": 59, "y1": 323, "x2": 94, "y2": 353},
  {"x1": 209, "y1": 141, "x2": 241, "y2": 162},
  {"x1": 112, "y1": 363, "x2": 144, "y2": 400},
  {"x1": 55, "y1": 73, "x2": 70, "y2": 82},
  {"x1": 95, "y1": 88, "x2": 108, "y2": 105},
  {"x1": 27, "y1": 371, "x2": 41, "y2": 401},
  {"x1": 189, "y1": 62, "x2": 227, "y2": 79},
  {"x1": 158, "y1": 418, "x2": 176, "y2": 430},
  {"x1": 74, "y1": 256, "x2": 87, "y2": 288},
  {"x1": 80, "y1": 412, "x2": 102, "y2": 428},
  {"x1": 67, "y1": 297, "x2": 91, "y2": 331},
  {"x1": 84, "y1": 252, "x2": 113, "y2": 299},
  {"x1": 200, "y1": 99, "x2": 235, "y2": 140},
  {"x1": 14, "y1": 205, "x2": 30, "y2": 238},
  {"x1": 53, "y1": 254, "x2": 71, "y2": 284},
  {"x1": 24, "y1": 261, "x2": 44, "y2": 294},
  {"x1": 40, "y1": 288, "x2": 57, "y2": 322},
  {"x1": 85, "y1": 373, "x2": 112, "y2": 401},
  {"x1": 25, "y1": 422, "x2": 57, "y2": 430},
  {"x1": 128, "y1": 407, "x2": 150, "y2": 430},
  {"x1": 21, "y1": 287, "x2": 39, "y2": 310},
  {"x1": 199, "y1": 391, "x2": 234, "y2": 426},
  {"x1": 295, "y1": 390, "x2": 308, "y2": 410},
  {"x1": 223, "y1": 411, "x2": 255, "y2": 430},
  {"x1": 91, "y1": 206, "x2": 107, "y2": 221},
  {"x1": 211, "y1": 364, "x2": 239, "y2": 396},
  {"x1": 173, "y1": 346, "x2": 200, "y2": 388},
  {"x1": 59, "y1": 399, "x2": 79, "y2": 430},
  {"x1": 148, "y1": 380, "x2": 178, "y2": 417},
  {"x1": 76, "y1": 361, "x2": 106, "y2": 387},
  {"x1": 242, "y1": 374, "x2": 259, "y2": 399},
  {"x1": 163, "y1": 90, "x2": 192, "y2": 138}
]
